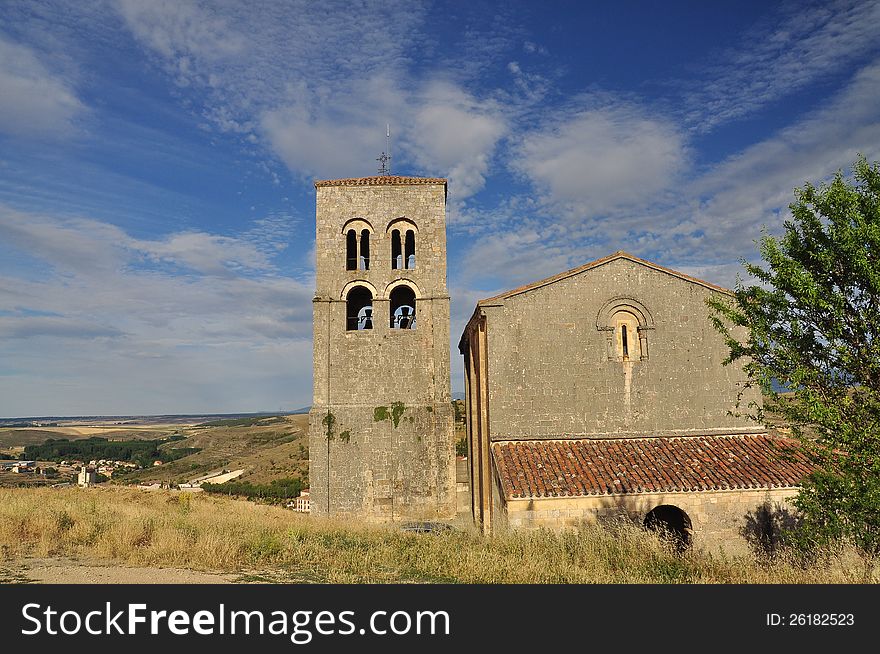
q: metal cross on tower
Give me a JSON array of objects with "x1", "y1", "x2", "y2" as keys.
[{"x1": 377, "y1": 124, "x2": 392, "y2": 175}]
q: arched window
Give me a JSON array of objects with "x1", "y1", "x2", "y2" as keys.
[
  {"x1": 346, "y1": 229, "x2": 357, "y2": 271},
  {"x1": 404, "y1": 230, "x2": 415, "y2": 269},
  {"x1": 596, "y1": 297, "x2": 654, "y2": 362},
  {"x1": 359, "y1": 229, "x2": 370, "y2": 270},
  {"x1": 389, "y1": 286, "x2": 416, "y2": 330},
  {"x1": 391, "y1": 229, "x2": 402, "y2": 270},
  {"x1": 612, "y1": 310, "x2": 640, "y2": 361},
  {"x1": 346, "y1": 286, "x2": 373, "y2": 331}
]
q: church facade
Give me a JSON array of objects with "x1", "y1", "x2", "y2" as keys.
[
  {"x1": 458, "y1": 252, "x2": 811, "y2": 552},
  {"x1": 308, "y1": 176, "x2": 456, "y2": 520}
]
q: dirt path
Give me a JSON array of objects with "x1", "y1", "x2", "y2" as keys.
[{"x1": 0, "y1": 557, "x2": 246, "y2": 584}]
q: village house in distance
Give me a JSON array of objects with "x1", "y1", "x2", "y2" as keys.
[
  {"x1": 458, "y1": 251, "x2": 812, "y2": 552},
  {"x1": 307, "y1": 173, "x2": 810, "y2": 553}
]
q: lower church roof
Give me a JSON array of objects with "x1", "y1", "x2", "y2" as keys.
[{"x1": 492, "y1": 434, "x2": 813, "y2": 500}]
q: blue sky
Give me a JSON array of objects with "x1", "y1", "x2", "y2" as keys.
[{"x1": 1, "y1": 0, "x2": 879, "y2": 416}]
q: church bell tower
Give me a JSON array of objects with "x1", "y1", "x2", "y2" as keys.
[{"x1": 309, "y1": 175, "x2": 456, "y2": 520}]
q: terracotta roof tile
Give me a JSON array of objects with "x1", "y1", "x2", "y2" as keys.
[
  {"x1": 492, "y1": 435, "x2": 813, "y2": 500},
  {"x1": 314, "y1": 176, "x2": 447, "y2": 187}
]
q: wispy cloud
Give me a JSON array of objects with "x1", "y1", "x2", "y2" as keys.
[
  {"x1": 113, "y1": 0, "x2": 511, "y2": 197},
  {"x1": 0, "y1": 36, "x2": 86, "y2": 138},
  {"x1": 453, "y1": 54, "x2": 880, "y2": 292},
  {"x1": 0, "y1": 204, "x2": 314, "y2": 414},
  {"x1": 682, "y1": 0, "x2": 880, "y2": 132}
]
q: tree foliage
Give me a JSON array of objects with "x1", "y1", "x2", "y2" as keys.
[
  {"x1": 23, "y1": 437, "x2": 200, "y2": 468},
  {"x1": 201, "y1": 476, "x2": 304, "y2": 503},
  {"x1": 709, "y1": 155, "x2": 880, "y2": 556}
]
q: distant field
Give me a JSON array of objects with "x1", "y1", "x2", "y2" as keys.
[{"x1": 0, "y1": 426, "x2": 185, "y2": 448}]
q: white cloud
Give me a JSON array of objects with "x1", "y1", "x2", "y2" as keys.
[
  {"x1": 260, "y1": 75, "x2": 405, "y2": 180},
  {"x1": 0, "y1": 37, "x2": 85, "y2": 138},
  {"x1": 684, "y1": 0, "x2": 880, "y2": 131},
  {"x1": 0, "y1": 205, "x2": 314, "y2": 415},
  {"x1": 454, "y1": 56, "x2": 880, "y2": 295},
  {"x1": 0, "y1": 316, "x2": 123, "y2": 340},
  {"x1": 679, "y1": 58, "x2": 880, "y2": 260},
  {"x1": 405, "y1": 81, "x2": 508, "y2": 198},
  {"x1": 113, "y1": 1, "x2": 508, "y2": 196},
  {"x1": 116, "y1": 0, "x2": 246, "y2": 64},
  {"x1": 512, "y1": 101, "x2": 687, "y2": 217}
]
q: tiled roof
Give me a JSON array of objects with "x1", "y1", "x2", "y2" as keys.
[
  {"x1": 492, "y1": 435, "x2": 813, "y2": 500},
  {"x1": 314, "y1": 176, "x2": 447, "y2": 187}
]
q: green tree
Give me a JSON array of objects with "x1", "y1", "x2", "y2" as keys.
[{"x1": 709, "y1": 155, "x2": 880, "y2": 557}]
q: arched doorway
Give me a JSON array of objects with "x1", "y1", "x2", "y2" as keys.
[{"x1": 644, "y1": 505, "x2": 693, "y2": 552}]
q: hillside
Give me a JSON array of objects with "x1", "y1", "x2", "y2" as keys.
[
  {"x1": 0, "y1": 414, "x2": 310, "y2": 490},
  {"x1": 121, "y1": 414, "x2": 309, "y2": 486}
]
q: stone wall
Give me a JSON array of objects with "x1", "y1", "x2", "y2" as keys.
[
  {"x1": 501, "y1": 488, "x2": 800, "y2": 555},
  {"x1": 309, "y1": 180, "x2": 456, "y2": 520},
  {"x1": 480, "y1": 256, "x2": 763, "y2": 440}
]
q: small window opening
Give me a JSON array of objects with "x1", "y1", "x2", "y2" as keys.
[
  {"x1": 359, "y1": 229, "x2": 370, "y2": 270},
  {"x1": 346, "y1": 286, "x2": 373, "y2": 331},
  {"x1": 404, "y1": 230, "x2": 415, "y2": 269},
  {"x1": 391, "y1": 229, "x2": 402, "y2": 270},
  {"x1": 346, "y1": 230, "x2": 357, "y2": 271},
  {"x1": 612, "y1": 310, "x2": 641, "y2": 361},
  {"x1": 389, "y1": 286, "x2": 416, "y2": 330}
]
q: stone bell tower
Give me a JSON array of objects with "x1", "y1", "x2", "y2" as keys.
[{"x1": 309, "y1": 175, "x2": 456, "y2": 520}]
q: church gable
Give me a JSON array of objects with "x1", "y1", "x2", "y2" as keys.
[
  {"x1": 458, "y1": 249, "x2": 761, "y2": 444},
  {"x1": 476, "y1": 251, "x2": 730, "y2": 308}
]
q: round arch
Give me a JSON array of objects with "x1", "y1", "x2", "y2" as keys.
[
  {"x1": 596, "y1": 296, "x2": 654, "y2": 330},
  {"x1": 644, "y1": 505, "x2": 693, "y2": 552},
  {"x1": 385, "y1": 217, "x2": 419, "y2": 234},
  {"x1": 597, "y1": 296, "x2": 655, "y2": 361},
  {"x1": 340, "y1": 279, "x2": 378, "y2": 300},
  {"x1": 383, "y1": 278, "x2": 421, "y2": 300},
  {"x1": 340, "y1": 217, "x2": 374, "y2": 234}
]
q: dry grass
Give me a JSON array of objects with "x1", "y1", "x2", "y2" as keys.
[{"x1": 0, "y1": 487, "x2": 875, "y2": 584}]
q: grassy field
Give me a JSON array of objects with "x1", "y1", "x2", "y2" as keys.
[{"x1": 0, "y1": 487, "x2": 875, "y2": 583}]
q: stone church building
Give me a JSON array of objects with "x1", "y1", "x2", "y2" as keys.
[
  {"x1": 457, "y1": 251, "x2": 812, "y2": 552},
  {"x1": 307, "y1": 174, "x2": 809, "y2": 552},
  {"x1": 309, "y1": 175, "x2": 457, "y2": 520}
]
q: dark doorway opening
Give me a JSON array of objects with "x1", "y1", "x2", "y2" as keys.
[{"x1": 644, "y1": 505, "x2": 693, "y2": 552}]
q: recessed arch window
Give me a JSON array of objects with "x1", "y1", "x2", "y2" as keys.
[
  {"x1": 341, "y1": 219, "x2": 373, "y2": 271},
  {"x1": 387, "y1": 218, "x2": 418, "y2": 271},
  {"x1": 404, "y1": 230, "x2": 415, "y2": 269},
  {"x1": 346, "y1": 229, "x2": 358, "y2": 271},
  {"x1": 612, "y1": 310, "x2": 641, "y2": 361},
  {"x1": 391, "y1": 229, "x2": 402, "y2": 270},
  {"x1": 346, "y1": 286, "x2": 373, "y2": 331},
  {"x1": 360, "y1": 229, "x2": 370, "y2": 270},
  {"x1": 389, "y1": 286, "x2": 416, "y2": 330},
  {"x1": 597, "y1": 297, "x2": 654, "y2": 362}
]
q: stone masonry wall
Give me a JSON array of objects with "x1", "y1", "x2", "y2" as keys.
[
  {"x1": 309, "y1": 181, "x2": 455, "y2": 520},
  {"x1": 482, "y1": 257, "x2": 763, "y2": 440},
  {"x1": 502, "y1": 488, "x2": 800, "y2": 555}
]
